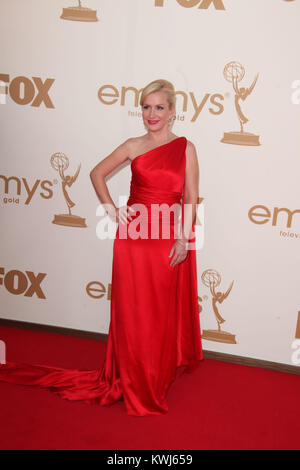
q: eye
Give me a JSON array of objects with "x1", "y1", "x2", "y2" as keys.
[
  {"x1": 142, "y1": 105, "x2": 149, "y2": 109},
  {"x1": 157, "y1": 106, "x2": 164, "y2": 110}
]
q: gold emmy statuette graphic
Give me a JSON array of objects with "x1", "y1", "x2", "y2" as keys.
[
  {"x1": 61, "y1": 0, "x2": 99, "y2": 22},
  {"x1": 201, "y1": 269, "x2": 236, "y2": 344},
  {"x1": 221, "y1": 61, "x2": 260, "y2": 146},
  {"x1": 51, "y1": 152, "x2": 87, "y2": 228}
]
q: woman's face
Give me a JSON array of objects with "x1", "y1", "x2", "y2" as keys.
[{"x1": 141, "y1": 91, "x2": 174, "y2": 133}]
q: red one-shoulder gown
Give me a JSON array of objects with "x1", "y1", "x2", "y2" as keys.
[{"x1": 0, "y1": 137, "x2": 203, "y2": 416}]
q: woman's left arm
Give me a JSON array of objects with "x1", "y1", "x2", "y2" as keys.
[
  {"x1": 181, "y1": 140, "x2": 199, "y2": 243},
  {"x1": 169, "y1": 141, "x2": 199, "y2": 267}
]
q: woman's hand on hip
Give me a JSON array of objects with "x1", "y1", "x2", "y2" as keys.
[{"x1": 116, "y1": 205, "x2": 135, "y2": 224}]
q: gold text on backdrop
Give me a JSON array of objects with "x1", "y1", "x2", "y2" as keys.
[
  {"x1": 0, "y1": 175, "x2": 53, "y2": 205},
  {"x1": 0, "y1": 74, "x2": 55, "y2": 108},
  {"x1": 0, "y1": 268, "x2": 46, "y2": 299},
  {"x1": 154, "y1": 0, "x2": 226, "y2": 10},
  {"x1": 86, "y1": 281, "x2": 111, "y2": 300},
  {"x1": 248, "y1": 205, "x2": 300, "y2": 229},
  {"x1": 98, "y1": 84, "x2": 224, "y2": 122}
]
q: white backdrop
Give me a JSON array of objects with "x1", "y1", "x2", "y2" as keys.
[{"x1": 1, "y1": 0, "x2": 300, "y2": 367}]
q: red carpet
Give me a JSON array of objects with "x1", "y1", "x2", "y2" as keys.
[{"x1": 0, "y1": 325, "x2": 299, "y2": 450}]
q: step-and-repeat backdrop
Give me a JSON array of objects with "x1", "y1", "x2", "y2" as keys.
[{"x1": 1, "y1": 0, "x2": 300, "y2": 367}]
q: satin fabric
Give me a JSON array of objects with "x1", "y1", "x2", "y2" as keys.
[{"x1": 0, "y1": 137, "x2": 203, "y2": 416}]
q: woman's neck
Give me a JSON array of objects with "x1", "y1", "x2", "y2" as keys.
[{"x1": 146, "y1": 130, "x2": 176, "y2": 145}]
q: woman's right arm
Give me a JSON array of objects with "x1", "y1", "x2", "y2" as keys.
[{"x1": 90, "y1": 139, "x2": 133, "y2": 220}]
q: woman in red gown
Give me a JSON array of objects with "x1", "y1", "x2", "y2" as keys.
[{"x1": 0, "y1": 79, "x2": 203, "y2": 416}]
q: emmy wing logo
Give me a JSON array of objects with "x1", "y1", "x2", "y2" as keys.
[
  {"x1": 201, "y1": 269, "x2": 236, "y2": 344},
  {"x1": 51, "y1": 153, "x2": 87, "y2": 228},
  {"x1": 61, "y1": 1, "x2": 99, "y2": 22},
  {"x1": 221, "y1": 61, "x2": 260, "y2": 146}
]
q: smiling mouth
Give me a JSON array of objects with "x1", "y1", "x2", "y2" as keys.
[{"x1": 148, "y1": 120, "x2": 159, "y2": 125}]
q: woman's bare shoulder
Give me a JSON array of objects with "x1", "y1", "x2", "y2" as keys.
[
  {"x1": 186, "y1": 139, "x2": 197, "y2": 152},
  {"x1": 111, "y1": 136, "x2": 142, "y2": 158},
  {"x1": 124, "y1": 135, "x2": 148, "y2": 160},
  {"x1": 125, "y1": 136, "x2": 144, "y2": 148},
  {"x1": 185, "y1": 140, "x2": 198, "y2": 160}
]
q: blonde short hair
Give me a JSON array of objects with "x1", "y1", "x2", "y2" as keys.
[{"x1": 140, "y1": 79, "x2": 176, "y2": 110}]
